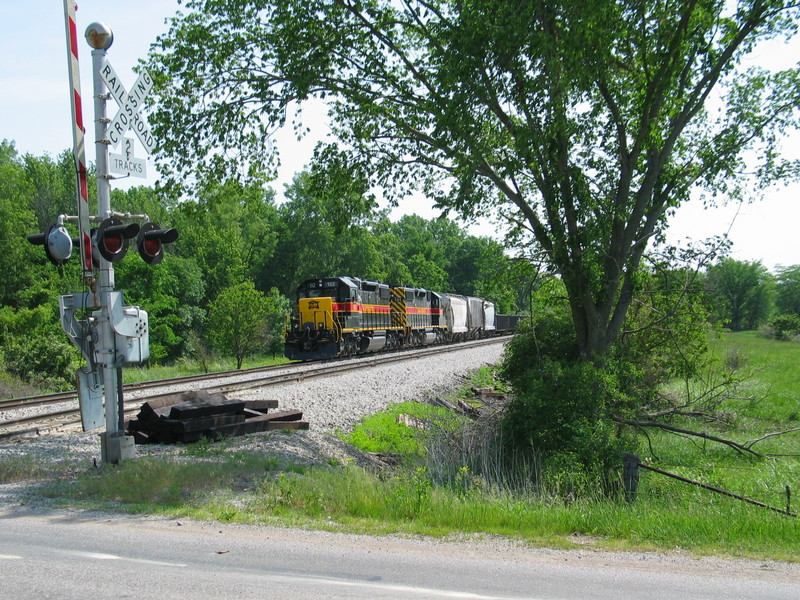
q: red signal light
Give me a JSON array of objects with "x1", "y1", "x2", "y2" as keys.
[
  {"x1": 137, "y1": 222, "x2": 179, "y2": 265},
  {"x1": 93, "y1": 218, "x2": 140, "y2": 264}
]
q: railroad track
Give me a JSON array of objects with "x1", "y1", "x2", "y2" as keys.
[
  {"x1": 0, "y1": 361, "x2": 296, "y2": 414},
  {"x1": 0, "y1": 337, "x2": 506, "y2": 441}
]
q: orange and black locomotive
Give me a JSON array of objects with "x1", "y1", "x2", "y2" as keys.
[{"x1": 284, "y1": 276, "x2": 500, "y2": 361}]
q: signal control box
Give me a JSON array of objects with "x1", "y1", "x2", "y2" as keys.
[{"x1": 106, "y1": 291, "x2": 150, "y2": 365}]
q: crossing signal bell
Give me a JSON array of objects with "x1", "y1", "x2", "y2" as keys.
[
  {"x1": 27, "y1": 224, "x2": 75, "y2": 266},
  {"x1": 137, "y1": 223, "x2": 179, "y2": 265},
  {"x1": 93, "y1": 217, "x2": 139, "y2": 264}
]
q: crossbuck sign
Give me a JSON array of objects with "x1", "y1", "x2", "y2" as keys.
[{"x1": 100, "y1": 60, "x2": 156, "y2": 155}]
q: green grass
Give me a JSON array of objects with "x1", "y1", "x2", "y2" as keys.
[
  {"x1": 121, "y1": 353, "x2": 291, "y2": 385},
  {"x1": 33, "y1": 455, "x2": 798, "y2": 560},
  {"x1": 624, "y1": 332, "x2": 800, "y2": 545},
  {"x1": 342, "y1": 402, "x2": 465, "y2": 454},
  {"x1": 6, "y1": 333, "x2": 800, "y2": 561},
  {"x1": 709, "y1": 330, "x2": 800, "y2": 423},
  {"x1": 0, "y1": 454, "x2": 45, "y2": 483}
]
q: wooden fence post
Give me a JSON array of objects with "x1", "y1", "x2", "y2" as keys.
[{"x1": 623, "y1": 454, "x2": 640, "y2": 503}]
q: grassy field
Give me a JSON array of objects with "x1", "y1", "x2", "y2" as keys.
[
  {"x1": 3, "y1": 332, "x2": 799, "y2": 561},
  {"x1": 637, "y1": 331, "x2": 800, "y2": 513},
  {"x1": 119, "y1": 353, "x2": 291, "y2": 385}
]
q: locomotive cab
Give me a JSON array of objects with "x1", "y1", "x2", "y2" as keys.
[
  {"x1": 285, "y1": 276, "x2": 392, "y2": 360},
  {"x1": 285, "y1": 277, "x2": 355, "y2": 360}
]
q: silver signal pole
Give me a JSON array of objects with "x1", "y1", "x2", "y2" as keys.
[{"x1": 86, "y1": 22, "x2": 135, "y2": 463}]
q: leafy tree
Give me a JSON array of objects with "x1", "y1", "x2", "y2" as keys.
[
  {"x1": 115, "y1": 254, "x2": 206, "y2": 363},
  {"x1": 774, "y1": 264, "x2": 800, "y2": 317},
  {"x1": 706, "y1": 258, "x2": 774, "y2": 330},
  {"x1": 23, "y1": 150, "x2": 79, "y2": 230},
  {"x1": 170, "y1": 179, "x2": 279, "y2": 305},
  {"x1": 262, "y1": 287, "x2": 292, "y2": 356},
  {"x1": 147, "y1": 0, "x2": 800, "y2": 362},
  {"x1": 0, "y1": 141, "x2": 42, "y2": 307},
  {"x1": 769, "y1": 313, "x2": 800, "y2": 340},
  {"x1": 111, "y1": 185, "x2": 173, "y2": 227},
  {"x1": 502, "y1": 260, "x2": 713, "y2": 473},
  {"x1": 267, "y1": 171, "x2": 388, "y2": 294},
  {"x1": 0, "y1": 141, "x2": 82, "y2": 310},
  {"x1": 405, "y1": 253, "x2": 450, "y2": 290},
  {"x1": 0, "y1": 304, "x2": 79, "y2": 390},
  {"x1": 206, "y1": 281, "x2": 272, "y2": 368}
]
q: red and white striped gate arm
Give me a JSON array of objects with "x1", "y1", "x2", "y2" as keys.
[{"x1": 64, "y1": 0, "x2": 94, "y2": 282}]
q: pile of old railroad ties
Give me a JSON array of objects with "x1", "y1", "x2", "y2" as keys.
[{"x1": 126, "y1": 390, "x2": 308, "y2": 445}]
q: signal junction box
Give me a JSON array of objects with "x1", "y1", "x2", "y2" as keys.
[{"x1": 106, "y1": 291, "x2": 149, "y2": 364}]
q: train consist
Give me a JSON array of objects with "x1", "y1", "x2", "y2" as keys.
[{"x1": 285, "y1": 276, "x2": 524, "y2": 361}]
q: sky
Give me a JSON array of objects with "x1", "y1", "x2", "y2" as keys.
[{"x1": 2, "y1": 1, "x2": 799, "y2": 271}]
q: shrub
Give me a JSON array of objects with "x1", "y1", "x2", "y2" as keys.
[
  {"x1": 769, "y1": 314, "x2": 800, "y2": 341},
  {"x1": 501, "y1": 356, "x2": 630, "y2": 470},
  {"x1": 499, "y1": 307, "x2": 635, "y2": 479},
  {"x1": 3, "y1": 332, "x2": 79, "y2": 390}
]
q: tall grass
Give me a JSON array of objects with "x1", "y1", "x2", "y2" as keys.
[
  {"x1": 247, "y1": 462, "x2": 799, "y2": 558},
  {"x1": 0, "y1": 454, "x2": 44, "y2": 483}
]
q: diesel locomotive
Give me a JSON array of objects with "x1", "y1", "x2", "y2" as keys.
[{"x1": 284, "y1": 276, "x2": 510, "y2": 361}]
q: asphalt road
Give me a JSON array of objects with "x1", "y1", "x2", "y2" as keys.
[{"x1": 0, "y1": 508, "x2": 798, "y2": 600}]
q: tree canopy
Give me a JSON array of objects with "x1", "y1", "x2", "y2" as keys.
[
  {"x1": 146, "y1": 0, "x2": 800, "y2": 360},
  {"x1": 706, "y1": 258, "x2": 774, "y2": 330}
]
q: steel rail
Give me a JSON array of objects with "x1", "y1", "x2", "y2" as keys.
[{"x1": 0, "y1": 362, "x2": 300, "y2": 413}]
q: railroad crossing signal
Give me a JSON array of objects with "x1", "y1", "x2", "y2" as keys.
[
  {"x1": 28, "y1": 218, "x2": 178, "y2": 267},
  {"x1": 92, "y1": 217, "x2": 140, "y2": 263},
  {"x1": 52, "y1": 10, "x2": 169, "y2": 464},
  {"x1": 137, "y1": 223, "x2": 179, "y2": 265}
]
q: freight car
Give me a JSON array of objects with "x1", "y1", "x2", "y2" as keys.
[{"x1": 284, "y1": 276, "x2": 516, "y2": 361}]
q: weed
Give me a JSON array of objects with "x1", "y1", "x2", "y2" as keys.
[
  {"x1": 184, "y1": 437, "x2": 214, "y2": 457},
  {"x1": 0, "y1": 454, "x2": 43, "y2": 483}
]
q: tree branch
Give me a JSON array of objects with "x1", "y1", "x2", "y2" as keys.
[{"x1": 611, "y1": 415, "x2": 762, "y2": 456}]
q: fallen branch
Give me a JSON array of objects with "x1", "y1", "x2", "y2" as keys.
[
  {"x1": 746, "y1": 427, "x2": 800, "y2": 449},
  {"x1": 611, "y1": 415, "x2": 762, "y2": 457}
]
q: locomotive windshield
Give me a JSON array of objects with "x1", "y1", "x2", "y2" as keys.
[{"x1": 297, "y1": 278, "x2": 354, "y2": 301}]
